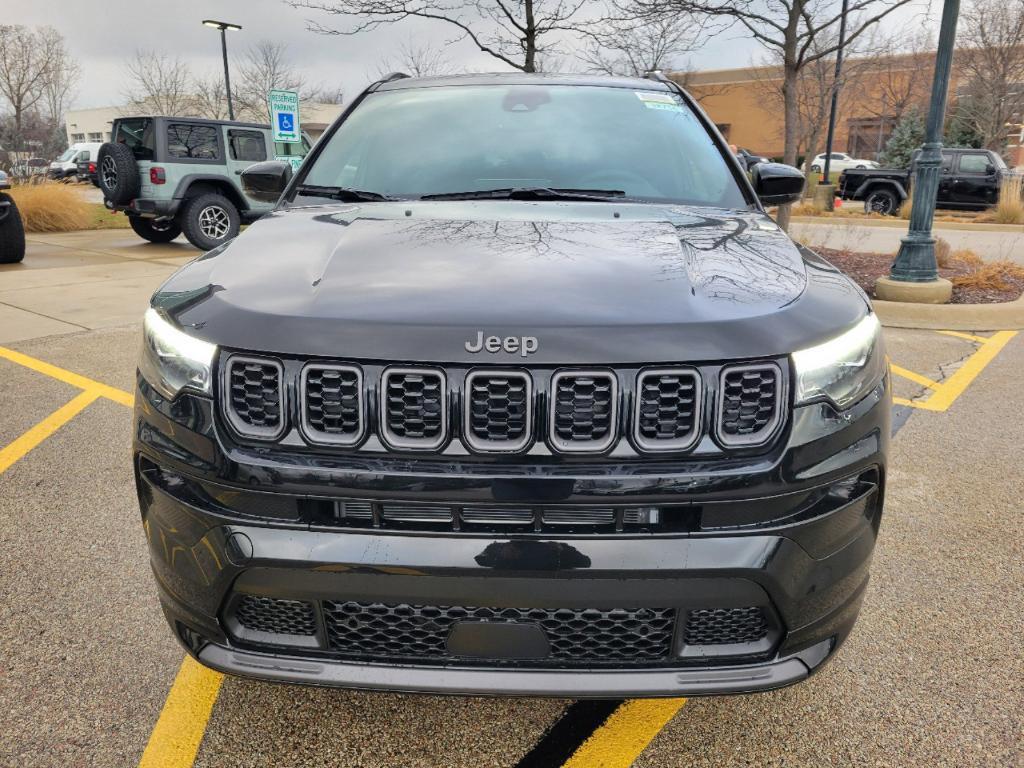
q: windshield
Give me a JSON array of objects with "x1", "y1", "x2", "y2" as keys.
[
  {"x1": 301, "y1": 84, "x2": 747, "y2": 208},
  {"x1": 57, "y1": 148, "x2": 76, "y2": 161}
]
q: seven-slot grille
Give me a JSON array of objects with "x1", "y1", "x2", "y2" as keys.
[
  {"x1": 549, "y1": 371, "x2": 618, "y2": 453},
  {"x1": 716, "y1": 363, "x2": 783, "y2": 447},
  {"x1": 223, "y1": 355, "x2": 285, "y2": 439},
  {"x1": 634, "y1": 369, "x2": 702, "y2": 451},
  {"x1": 220, "y1": 356, "x2": 788, "y2": 454},
  {"x1": 301, "y1": 364, "x2": 363, "y2": 445},
  {"x1": 464, "y1": 370, "x2": 532, "y2": 452},
  {"x1": 380, "y1": 367, "x2": 447, "y2": 450}
]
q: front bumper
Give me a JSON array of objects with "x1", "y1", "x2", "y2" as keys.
[{"x1": 135, "y1": 375, "x2": 889, "y2": 697}]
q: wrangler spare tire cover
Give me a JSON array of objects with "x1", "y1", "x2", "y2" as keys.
[{"x1": 97, "y1": 142, "x2": 140, "y2": 204}]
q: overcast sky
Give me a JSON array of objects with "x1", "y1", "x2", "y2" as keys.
[{"x1": 4, "y1": 0, "x2": 937, "y2": 110}]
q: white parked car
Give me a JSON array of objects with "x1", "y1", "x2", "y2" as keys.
[
  {"x1": 48, "y1": 142, "x2": 102, "y2": 181},
  {"x1": 804, "y1": 152, "x2": 878, "y2": 174}
]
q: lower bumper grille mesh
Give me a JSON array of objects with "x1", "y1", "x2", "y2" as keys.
[
  {"x1": 684, "y1": 607, "x2": 768, "y2": 645},
  {"x1": 234, "y1": 595, "x2": 317, "y2": 636},
  {"x1": 322, "y1": 601, "x2": 676, "y2": 665}
]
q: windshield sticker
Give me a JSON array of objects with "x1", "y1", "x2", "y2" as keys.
[{"x1": 635, "y1": 91, "x2": 685, "y2": 112}]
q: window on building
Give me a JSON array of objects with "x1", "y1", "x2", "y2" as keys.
[
  {"x1": 167, "y1": 124, "x2": 219, "y2": 160},
  {"x1": 71, "y1": 133, "x2": 85, "y2": 142},
  {"x1": 228, "y1": 130, "x2": 267, "y2": 162},
  {"x1": 88, "y1": 132, "x2": 103, "y2": 141}
]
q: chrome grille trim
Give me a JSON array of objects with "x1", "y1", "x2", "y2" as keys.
[
  {"x1": 463, "y1": 369, "x2": 533, "y2": 453},
  {"x1": 715, "y1": 362, "x2": 785, "y2": 448},
  {"x1": 548, "y1": 370, "x2": 619, "y2": 454},
  {"x1": 221, "y1": 354, "x2": 287, "y2": 441},
  {"x1": 632, "y1": 368, "x2": 703, "y2": 453},
  {"x1": 299, "y1": 363, "x2": 365, "y2": 447},
  {"x1": 379, "y1": 367, "x2": 448, "y2": 451}
]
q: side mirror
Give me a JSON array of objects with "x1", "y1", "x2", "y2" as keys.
[
  {"x1": 986, "y1": 164, "x2": 996, "y2": 175},
  {"x1": 241, "y1": 161, "x2": 292, "y2": 203},
  {"x1": 751, "y1": 162, "x2": 805, "y2": 206}
]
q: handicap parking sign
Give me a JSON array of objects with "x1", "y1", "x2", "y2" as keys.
[{"x1": 268, "y1": 89, "x2": 300, "y2": 142}]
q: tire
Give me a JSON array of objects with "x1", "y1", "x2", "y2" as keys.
[
  {"x1": 129, "y1": 216, "x2": 181, "y2": 243},
  {"x1": 0, "y1": 193, "x2": 26, "y2": 264},
  {"x1": 856, "y1": 164, "x2": 867, "y2": 169},
  {"x1": 178, "y1": 193, "x2": 240, "y2": 250},
  {"x1": 810, "y1": 164, "x2": 821, "y2": 173},
  {"x1": 97, "y1": 142, "x2": 140, "y2": 204},
  {"x1": 865, "y1": 188, "x2": 899, "y2": 216}
]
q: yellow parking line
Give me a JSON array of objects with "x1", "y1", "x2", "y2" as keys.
[
  {"x1": 937, "y1": 330, "x2": 990, "y2": 344},
  {"x1": 913, "y1": 330, "x2": 1017, "y2": 411},
  {"x1": 0, "y1": 345, "x2": 134, "y2": 407},
  {"x1": 0, "y1": 389, "x2": 101, "y2": 474},
  {"x1": 562, "y1": 699, "x2": 686, "y2": 768},
  {"x1": 138, "y1": 656, "x2": 224, "y2": 768},
  {"x1": 890, "y1": 364, "x2": 940, "y2": 390}
]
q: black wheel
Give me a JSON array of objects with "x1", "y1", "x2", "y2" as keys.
[
  {"x1": 97, "y1": 142, "x2": 140, "y2": 204},
  {"x1": 0, "y1": 193, "x2": 26, "y2": 264},
  {"x1": 179, "y1": 193, "x2": 240, "y2": 250},
  {"x1": 810, "y1": 164, "x2": 821, "y2": 173},
  {"x1": 865, "y1": 188, "x2": 899, "y2": 216},
  {"x1": 129, "y1": 216, "x2": 181, "y2": 243}
]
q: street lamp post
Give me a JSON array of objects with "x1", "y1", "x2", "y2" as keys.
[
  {"x1": 876, "y1": 0, "x2": 959, "y2": 303},
  {"x1": 202, "y1": 20, "x2": 242, "y2": 121}
]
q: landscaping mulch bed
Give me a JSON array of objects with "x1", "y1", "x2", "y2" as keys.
[{"x1": 818, "y1": 247, "x2": 1024, "y2": 304}]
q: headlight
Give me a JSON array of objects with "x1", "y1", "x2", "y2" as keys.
[
  {"x1": 139, "y1": 307, "x2": 217, "y2": 399},
  {"x1": 792, "y1": 313, "x2": 885, "y2": 409}
]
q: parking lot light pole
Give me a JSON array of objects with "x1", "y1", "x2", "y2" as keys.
[
  {"x1": 876, "y1": 0, "x2": 959, "y2": 304},
  {"x1": 202, "y1": 20, "x2": 242, "y2": 121}
]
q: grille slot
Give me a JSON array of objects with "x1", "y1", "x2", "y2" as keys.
[
  {"x1": 380, "y1": 367, "x2": 447, "y2": 450},
  {"x1": 716, "y1": 363, "x2": 783, "y2": 447},
  {"x1": 461, "y1": 506, "x2": 534, "y2": 525},
  {"x1": 634, "y1": 369, "x2": 702, "y2": 452},
  {"x1": 464, "y1": 370, "x2": 533, "y2": 453},
  {"x1": 381, "y1": 503, "x2": 453, "y2": 523},
  {"x1": 684, "y1": 607, "x2": 769, "y2": 646},
  {"x1": 333, "y1": 500, "x2": 373, "y2": 521},
  {"x1": 234, "y1": 595, "x2": 317, "y2": 636},
  {"x1": 322, "y1": 601, "x2": 676, "y2": 665},
  {"x1": 301, "y1": 364, "x2": 364, "y2": 446},
  {"x1": 542, "y1": 507, "x2": 615, "y2": 526},
  {"x1": 549, "y1": 370, "x2": 618, "y2": 453},
  {"x1": 223, "y1": 355, "x2": 285, "y2": 439}
]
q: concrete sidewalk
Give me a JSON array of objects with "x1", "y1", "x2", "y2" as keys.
[
  {"x1": 0, "y1": 230, "x2": 198, "y2": 343},
  {"x1": 791, "y1": 219, "x2": 1024, "y2": 262}
]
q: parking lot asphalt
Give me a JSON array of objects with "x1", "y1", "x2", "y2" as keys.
[{"x1": 1, "y1": 236, "x2": 1022, "y2": 767}]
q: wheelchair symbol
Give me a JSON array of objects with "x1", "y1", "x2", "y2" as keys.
[{"x1": 278, "y1": 113, "x2": 294, "y2": 132}]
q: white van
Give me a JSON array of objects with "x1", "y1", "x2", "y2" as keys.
[{"x1": 48, "y1": 142, "x2": 102, "y2": 181}]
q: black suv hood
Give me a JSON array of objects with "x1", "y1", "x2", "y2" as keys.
[{"x1": 155, "y1": 201, "x2": 868, "y2": 364}]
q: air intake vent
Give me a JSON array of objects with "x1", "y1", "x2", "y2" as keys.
[
  {"x1": 380, "y1": 367, "x2": 447, "y2": 450},
  {"x1": 716, "y1": 363, "x2": 783, "y2": 447},
  {"x1": 223, "y1": 355, "x2": 285, "y2": 439},
  {"x1": 464, "y1": 370, "x2": 532, "y2": 452},
  {"x1": 634, "y1": 369, "x2": 702, "y2": 452},
  {"x1": 234, "y1": 595, "x2": 317, "y2": 636},
  {"x1": 301, "y1": 364, "x2": 364, "y2": 446},
  {"x1": 684, "y1": 607, "x2": 769, "y2": 646},
  {"x1": 549, "y1": 370, "x2": 618, "y2": 453}
]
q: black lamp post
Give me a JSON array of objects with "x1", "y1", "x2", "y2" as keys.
[
  {"x1": 821, "y1": 0, "x2": 849, "y2": 187},
  {"x1": 879, "y1": 0, "x2": 960, "y2": 301},
  {"x1": 202, "y1": 20, "x2": 242, "y2": 121}
]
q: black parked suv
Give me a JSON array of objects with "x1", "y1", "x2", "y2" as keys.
[{"x1": 134, "y1": 73, "x2": 890, "y2": 697}]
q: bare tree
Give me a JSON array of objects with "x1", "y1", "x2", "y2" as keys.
[
  {"x1": 192, "y1": 73, "x2": 231, "y2": 120},
  {"x1": 955, "y1": 0, "x2": 1024, "y2": 152},
  {"x1": 232, "y1": 40, "x2": 309, "y2": 123},
  {"x1": 375, "y1": 36, "x2": 456, "y2": 77},
  {"x1": 857, "y1": 27, "x2": 934, "y2": 123},
  {"x1": 629, "y1": 0, "x2": 919, "y2": 230},
  {"x1": 579, "y1": 12, "x2": 708, "y2": 76},
  {"x1": 0, "y1": 25, "x2": 75, "y2": 151},
  {"x1": 289, "y1": 0, "x2": 592, "y2": 73},
  {"x1": 124, "y1": 50, "x2": 195, "y2": 115}
]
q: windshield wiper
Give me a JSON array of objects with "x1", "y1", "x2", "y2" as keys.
[
  {"x1": 420, "y1": 187, "x2": 626, "y2": 202},
  {"x1": 295, "y1": 184, "x2": 396, "y2": 202}
]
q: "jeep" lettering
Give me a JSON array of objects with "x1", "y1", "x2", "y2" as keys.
[{"x1": 465, "y1": 331, "x2": 539, "y2": 357}]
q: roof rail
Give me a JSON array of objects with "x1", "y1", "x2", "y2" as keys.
[
  {"x1": 380, "y1": 71, "x2": 411, "y2": 83},
  {"x1": 644, "y1": 70, "x2": 672, "y2": 84}
]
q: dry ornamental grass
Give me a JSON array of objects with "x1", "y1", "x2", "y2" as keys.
[
  {"x1": 993, "y1": 174, "x2": 1024, "y2": 225},
  {"x1": 7, "y1": 182, "x2": 91, "y2": 232}
]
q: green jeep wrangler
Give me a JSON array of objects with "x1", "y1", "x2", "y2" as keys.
[{"x1": 98, "y1": 116, "x2": 310, "y2": 250}]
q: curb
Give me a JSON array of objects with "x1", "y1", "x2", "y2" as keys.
[
  {"x1": 873, "y1": 293, "x2": 1024, "y2": 331},
  {"x1": 791, "y1": 216, "x2": 1024, "y2": 233}
]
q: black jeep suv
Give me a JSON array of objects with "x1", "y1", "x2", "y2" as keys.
[{"x1": 134, "y1": 73, "x2": 890, "y2": 697}]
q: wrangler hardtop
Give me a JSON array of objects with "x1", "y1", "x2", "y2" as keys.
[{"x1": 98, "y1": 115, "x2": 311, "y2": 250}]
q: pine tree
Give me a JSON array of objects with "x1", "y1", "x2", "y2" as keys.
[
  {"x1": 879, "y1": 108, "x2": 926, "y2": 168},
  {"x1": 944, "y1": 105, "x2": 984, "y2": 149}
]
